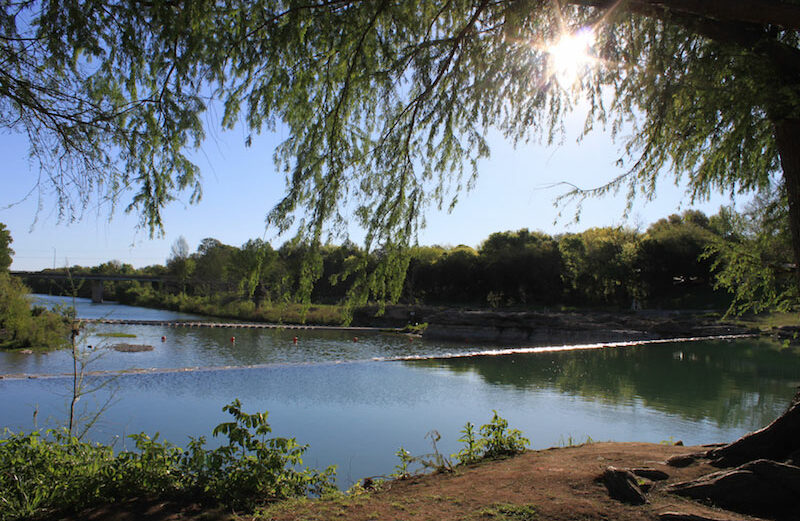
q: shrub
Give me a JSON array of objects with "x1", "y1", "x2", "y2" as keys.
[
  {"x1": 0, "y1": 401, "x2": 336, "y2": 520},
  {"x1": 0, "y1": 273, "x2": 69, "y2": 349},
  {"x1": 452, "y1": 411, "x2": 529, "y2": 465},
  {"x1": 393, "y1": 412, "x2": 529, "y2": 479},
  {"x1": 479, "y1": 411, "x2": 529, "y2": 458}
]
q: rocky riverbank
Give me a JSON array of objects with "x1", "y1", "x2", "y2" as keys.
[
  {"x1": 354, "y1": 305, "x2": 756, "y2": 344},
  {"x1": 421, "y1": 309, "x2": 755, "y2": 344},
  {"x1": 58, "y1": 441, "x2": 778, "y2": 521}
]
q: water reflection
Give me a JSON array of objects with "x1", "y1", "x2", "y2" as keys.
[
  {"x1": 4, "y1": 296, "x2": 800, "y2": 486},
  {"x1": 405, "y1": 339, "x2": 800, "y2": 429},
  {"x1": 3, "y1": 339, "x2": 799, "y2": 488}
]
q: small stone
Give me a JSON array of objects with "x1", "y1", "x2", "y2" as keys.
[{"x1": 602, "y1": 466, "x2": 648, "y2": 505}]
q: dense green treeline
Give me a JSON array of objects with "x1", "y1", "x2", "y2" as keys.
[
  {"x1": 0, "y1": 224, "x2": 70, "y2": 349},
  {"x1": 403, "y1": 210, "x2": 722, "y2": 308},
  {"x1": 18, "y1": 203, "x2": 798, "y2": 318}
]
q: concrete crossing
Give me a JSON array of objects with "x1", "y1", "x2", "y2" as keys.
[{"x1": 84, "y1": 318, "x2": 400, "y2": 332}]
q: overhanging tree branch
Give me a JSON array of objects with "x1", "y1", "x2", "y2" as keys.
[{"x1": 575, "y1": 0, "x2": 800, "y2": 31}]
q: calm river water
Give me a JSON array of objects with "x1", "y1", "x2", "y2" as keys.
[{"x1": 2, "y1": 295, "x2": 799, "y2": 486}]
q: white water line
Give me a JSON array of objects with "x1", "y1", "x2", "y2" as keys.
[
  {"x1": 373, "y1": 334, "x2": 757, "y2": 362},
  {"x1": 0, "y1": 334, "x2": 758, "y2": 381}
]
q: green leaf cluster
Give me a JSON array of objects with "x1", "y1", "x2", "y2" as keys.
[
  {"x1": 0, "y1": 224, "x2": 12, "y2": 272},
  {"x1": 0, "y1": 400, "x2": 336, "y2": 520},
  {"x1": 704, "y1": 193, "x2": 799, "y2": 315},
  {"x1": 474, "y1": 410, "x2": 530, "y2": 460},
  {"x1": 6, "y1": 3, "x2": 800, "y2": 307},
  {"x1": 0, "y1": 225, "x2": 70, "y2": 349},
  {"x1": 0, "y1": 271, "x2": 70, "y2": 350},
  {"x1": 453, "y1": 411, "x2": 531, "y2": 466},
  {"x1": 392, "y1": 411, "x2": 528, "y2": 479}
]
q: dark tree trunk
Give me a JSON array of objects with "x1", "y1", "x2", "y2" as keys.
[
  {"x1": 773, "y1": 118, "x2": 800, "y2": 292},
  {"x1": 707, "y1": 390, "x2": 800, "y2": 467}
]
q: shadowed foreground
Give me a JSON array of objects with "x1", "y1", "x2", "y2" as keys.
[{"x1": 58, "y1": 442, "x2": 771, "y2": 521}]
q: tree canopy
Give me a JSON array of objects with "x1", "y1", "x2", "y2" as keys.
[
  {"x1": 3, "y1": 1, "x2": 800, "y2": 302},
  {"x1": 0, "y1": 223, "x2": 12, "y2": 272}
]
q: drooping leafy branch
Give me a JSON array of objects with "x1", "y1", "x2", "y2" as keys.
[{"x1": 4, "y1": 1, "x2": 800, "y2": 303}]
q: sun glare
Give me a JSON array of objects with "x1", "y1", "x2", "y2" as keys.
[{"x1": 546, "y1": 28, "x2": 596, "y2": 88}]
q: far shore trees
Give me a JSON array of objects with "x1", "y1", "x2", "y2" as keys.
[{"x1": 26, "y1": 208, "x2": 761, "y2": 312}]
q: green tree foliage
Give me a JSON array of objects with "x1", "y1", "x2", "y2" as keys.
[
  {"x1": 0, "y1": 0, "x2": 204, "y2": 233},
  {"x1": 480, "y1": 230, "x2": 563, "y2": 306},
  {"x1": 403, "y1": 246, "x2": 448, "y2": 302},
  {"x1": 191, "y1": 238, "x2": 238, "y2": 295},
  {"x1": 433, "y1": 246, "x2": 482, "y2": 303},
  {"x1": 638, "y1": 211, "x2": 717, "y2": 297},
  {"x1": 0, "y1": 225, "x2": 68, "y2": 349},
  {"x1": 24, "y1": 206, "x2": 792, "y2": 316},
  {"x1": 706, "y1": 194, "x2": 798, "y2": 315},
  {"x1": 0, "y1": 273, "x2": 68, "y2": 349},
  {"x1": 4, "y1": 2, "x2": 799, "y2": 304},
  {"x1": 559, "y1": 227, "x2": 640, "y2": 306},
  {"x1": 312, "y1": 242, "x2": 360, "y2": 303},
  {"x1": 0, "y1": 223, "x2": 12, "y2": 272},
  {"x1": 166, "y1": 236, "x2": 195, "y2": 295}
]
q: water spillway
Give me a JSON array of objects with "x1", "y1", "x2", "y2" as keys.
[{"x1": 84, "y1": 318, "x2": 401, "y2": 333}]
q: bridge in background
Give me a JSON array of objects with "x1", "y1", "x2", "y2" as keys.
[{"x1": 10, "y1": 271, "x2": 171, "y2": 303}]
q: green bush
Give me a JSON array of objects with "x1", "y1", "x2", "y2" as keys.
[
  {"x1": 0, "y1": 429, "x2": 113, "y2": 519},
  {"x1": 0, "y1": 401, "x2": 336, "y2": 520},
  {"x1": 452, "y1": 411, "x2": 529, "y2": 465},
  {"x1": 479, "y1": 411, "x2": 529, "y2": 458},
  {"x1": 0, "y1": 272, "x2": 69, "y2": 350},
  {"x1": 393, "y1": 411, "x2": 529, "y2": 479}
]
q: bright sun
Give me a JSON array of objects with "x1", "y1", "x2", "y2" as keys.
[{"x1": 546, "y1": 28, "x2": 596, "y2": 87}]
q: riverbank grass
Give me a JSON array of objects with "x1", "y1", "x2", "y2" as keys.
[
  {"x1": 128, "y1": 290, "x2": 348, "y2": 325},
  {"x1": 732, "y1": 311, "x2": 800, "y2": 331}
]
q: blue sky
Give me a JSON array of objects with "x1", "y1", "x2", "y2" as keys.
[{"x1": 1, "y1": 110, "x2": 740, "y2": 271}]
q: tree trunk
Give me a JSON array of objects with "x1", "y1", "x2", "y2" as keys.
[
  {"x1": 706, "y1": 390, "x2": 800, "y2": 467},
  {"x1": 774, "y1": 118, "x2": 800, "y2": 291}
]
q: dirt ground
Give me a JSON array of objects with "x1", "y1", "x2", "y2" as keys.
[{"x1": 61, "y1": 441, "x2": 769, "y2": 521}]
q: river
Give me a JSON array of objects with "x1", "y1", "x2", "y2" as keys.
[{"x1": 1, "y1": 295, "x2": 799, "y2": 487}]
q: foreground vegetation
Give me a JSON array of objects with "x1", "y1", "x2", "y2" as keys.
[
  {"x1": 0, "y1": 401, "x2": 337, "y2": 521},
  {"x1": 0, "y1": 404, "x2": 528, "y2": 521}
]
